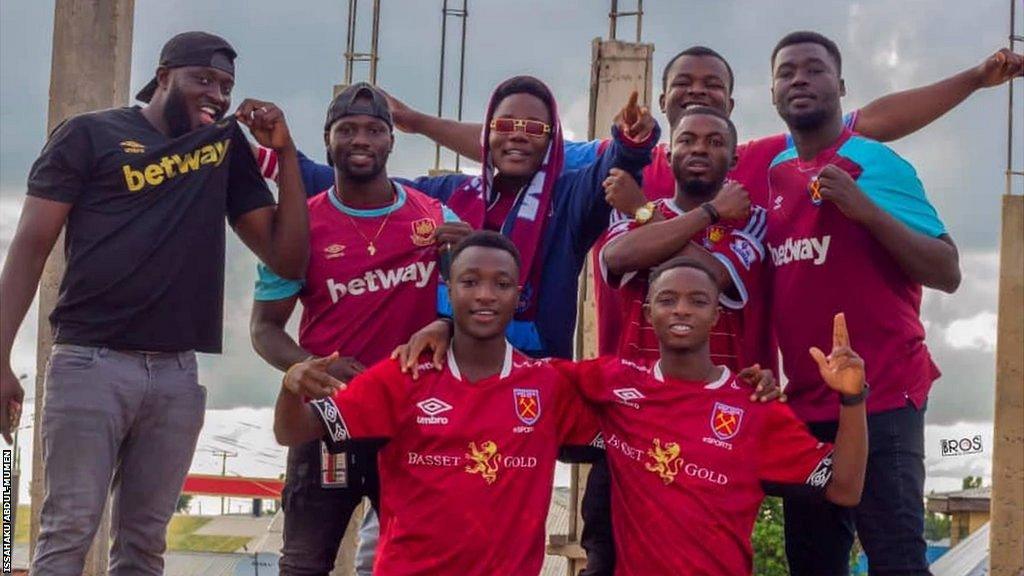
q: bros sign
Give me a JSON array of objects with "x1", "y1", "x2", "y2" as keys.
[{"x1": 940, "y1": 435, "x2": 983, "y2": 457}]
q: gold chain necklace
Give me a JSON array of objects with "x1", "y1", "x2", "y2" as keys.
[{"x1": 336, "y1": 185, "x2": 397, "y2": 256}]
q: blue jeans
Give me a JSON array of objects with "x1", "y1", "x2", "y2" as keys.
[{"x1": 784, "y1": 401, "x2": 930, "y2": 576}]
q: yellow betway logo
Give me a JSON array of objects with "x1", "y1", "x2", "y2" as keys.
[{"x1": 122, "y1": 139, "x2": 231, "y2": 192}]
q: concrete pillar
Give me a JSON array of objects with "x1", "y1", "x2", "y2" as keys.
[
  {"x1": 990, "y1": 193, "x2": 1023, "y2": 576},
  {"x1": 557, "y1": 37, "x2": 653, "y2": 576},
  {"x1": 29, "y1": 1, "x2": 134, "y2": 574}
]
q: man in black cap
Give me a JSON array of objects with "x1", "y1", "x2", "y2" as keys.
[
  {"x1": 251, "y1": 82, "x2": 469, "y2": 576},
  {"x1": 0, "y1": 31, "x2": 309, "y2": 575}
]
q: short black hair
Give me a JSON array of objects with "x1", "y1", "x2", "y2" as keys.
[
  {"x1": 648, "y1": 257, "x2": 720, "y2": 297},
  {"x1": 491, "y1": 75, "x2": 556, "y2": 121},
  {"x1": 672, "y1": 105, "x2": 738, "y2": 151},
  {"x1": 661, "y1": 46, "x2": 735, "y2": 93},
  {"x1": 771, "y1": 31, "x2": 843, "y2": 75},
  {"x1": 450, "y1": 230, "x2": 522, "y2": 274}
]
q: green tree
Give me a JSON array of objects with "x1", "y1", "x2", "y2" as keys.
[
  {"x1": 924, "y1": 510, "x2": 951, "y2": 541},
  {"x1": 962, "y1": 476, "x2": 982, "y2": 489},
  {"x1": 175, "y1": 494, "x2": 193, "y2": 514},
  {"x1": 753, "y1": 497, "x2": 789, "y2": 576}
]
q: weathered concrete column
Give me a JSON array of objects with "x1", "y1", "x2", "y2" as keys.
[
  {"x1": 29, "y1": 1, "x2": 134, "y2": 574},
  {"x1": 990, "y1": 193, "x2": 1023, "y2": 576}
]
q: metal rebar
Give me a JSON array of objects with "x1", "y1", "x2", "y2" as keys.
[
  {"x1": 609, "y1": 0, "x2": 618, "y2": 40},
  {"x1": 370, "y1": 0, "x2": 381, "y2": 84},
  {"x1": 455, "y1": 0, "x2": 468, "y2": 171},
  {"x1": 344, "y1": 0, "x2": 357, "y2": 84},
  {"x1": 435, "y1": 0, "x2": 449, "y2": 170},
  {"x1": 1009, "y1": 0, "x2": 1018, "y2": 195}
]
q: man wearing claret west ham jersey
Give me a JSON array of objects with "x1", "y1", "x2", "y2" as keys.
[
  {"x1": 766, "y1": 32, "x2": 964, "y2": 575},
  {"x1": 564, "y1": 258, "x2": 868, "y2": 576},
  {"x1": 273, "y1": 232, "x2": 599, "y2": 576},
  {"x1": 250, "y1": 84, "x2": 469, "y2": 576},
  {"x1": 600, "y1": 106, "x2": 765, "y2": 367}
]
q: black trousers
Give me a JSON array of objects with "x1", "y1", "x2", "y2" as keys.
[{"x1": 279, "y1": 440, "x2": 381, "y2": 576}]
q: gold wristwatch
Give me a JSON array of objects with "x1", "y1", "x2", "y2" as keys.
[{"x1": 634, "y1": 202, "x2": 656, "y2": 225}]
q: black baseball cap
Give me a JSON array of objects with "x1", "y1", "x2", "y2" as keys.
[
  {"x1": 325, "y1": 82, "x2": 393, "y2": 132},
  {"x1": 135, "y1": 31, "x2": 237, "y2": 103}
]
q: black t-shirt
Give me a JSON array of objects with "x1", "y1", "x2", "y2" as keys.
[{"x1": 27, "y1": 106, "x2": 275, "y2": 353}]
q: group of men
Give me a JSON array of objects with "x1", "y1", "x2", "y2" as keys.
[{"x1": 0, "y1": 21, "x2": 1021, "y2": 576}]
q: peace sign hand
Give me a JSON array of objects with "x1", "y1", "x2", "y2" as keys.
[
  {"x1": 283, "y1": 353, "x2": 347, "y2": 399},
  {"x1": 809, "y1": 313, "x2": 866, "y2": 398}
]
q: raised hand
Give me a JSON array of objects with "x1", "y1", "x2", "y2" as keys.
[
  {"x1": 283, "y1": 352, "x2": 347, "y2": 399},
  {"x1": 380, "y1": 88, "x2": 418, "y2": 134},
  {"x1": 603, "y1": 168, "x2": 647, "y2": 216},
  {"x1": 710, "y1": 181, "x2": 751, "y2": 222},
  {"x1": 615, "y1": 91, "x2": 655, "y2": 141},
  {"x1": 974, "y1": 48, "x2": 1024, "y2": 88},
  {"x1": 809, "y1": 313, "x2": 866, "y2": 398},
  {"x1": 236, "y1": 99, "x2": 295, "y2": 152}
]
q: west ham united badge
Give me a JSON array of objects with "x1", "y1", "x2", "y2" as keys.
[
  {"x1": 411, "y1": 218, "x2": 437, "y2": 246},
  {"x1": 513, "y1": 388, "x2": 541, "y2": 426},
  {"x1": 808, "y1": 177, "x2": 824, "y2": 206},
  {"x1": 710, "y1": 402, "x2": 744, "y2": 441}
]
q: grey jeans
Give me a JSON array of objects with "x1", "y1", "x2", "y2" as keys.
[{"x1": 31, "y1": 345, "x2": 206, "y2": 576}]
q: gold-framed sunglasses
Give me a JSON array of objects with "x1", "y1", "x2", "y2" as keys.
[{"x1": 489, "y1": 118, "x2": 552, "y2": 137}]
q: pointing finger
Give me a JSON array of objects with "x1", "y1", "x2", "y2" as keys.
[{"x1": 833, "y1": 312, "x2": 849, "y2": 350}]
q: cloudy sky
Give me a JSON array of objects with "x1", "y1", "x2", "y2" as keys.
[{"x1": 2, "y1": 0, "x2": 1020, "y2": 495}]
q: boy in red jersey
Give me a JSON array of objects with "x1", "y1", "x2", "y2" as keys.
[
  {"x1": 274, "y1": 231, "x2": 600, "y2": 576},
  {"x1": 566, "y1": 257, "x2": 868, "y2": 575}
]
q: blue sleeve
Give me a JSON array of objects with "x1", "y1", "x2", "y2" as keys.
[
  {"x1": 296, "y1": 149, "x2": 335, "y2": 197},
  {"x1": 254, "y1": 261, "x2": 303, "y2": 301},
  {"x1": 560, "y1": 123, "x2": 661, "y2": 253},
  {"x1": 563, "y1": 139, "x2": 603, "y2": 171},
  {"x1": 845, "y1": 138, "x2": 947, "y2": 238},
  {"x1": 394, "y1": 174, "x2": 468, "y2": 204},
  {"x1": 441, "y1": 204, "x2": 461, "y2": 223}
]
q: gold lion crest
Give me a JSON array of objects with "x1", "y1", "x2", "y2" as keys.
[
  {"x1": 465, "y1": 440, "x2": 501, "y2": 484},
  {"x1": 645, "y1": 438, "x2": 683, "y2": 485}
]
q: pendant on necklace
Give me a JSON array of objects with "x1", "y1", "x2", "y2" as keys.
[{"x1": 368, "y1": 243, "x2": 377, "y2": 256}]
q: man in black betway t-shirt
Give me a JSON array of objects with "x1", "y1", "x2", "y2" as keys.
[
  {"x1": 31, "y1": 109, "x2": 269, "y2": 352},
  {"x1": 0, "y1": 31, "x2": 309, "y2": 575}
]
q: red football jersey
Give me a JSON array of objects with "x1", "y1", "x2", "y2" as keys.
[
  {"x1": 295, "y1": 185, "x2": 445, "y2": 363},
  {"x1": 597, "y1": 197, "x2": 765, "y2": 368},
  {"x1": 568, "y1": 357, "x2": 835, "y2": 576},
  {"x1": 310, "y1": 345, "x2": 600, "y2": 575},
  {"x1": 766, "y1": 129, "x2": 944, "y2": 422},
  {"x1": 592, "y1": 134, "x2": 790, "y2": 371}
]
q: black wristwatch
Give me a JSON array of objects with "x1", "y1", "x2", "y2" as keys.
[{"x1": 840, "y1": 382, "x2": 870, "y2": 406}]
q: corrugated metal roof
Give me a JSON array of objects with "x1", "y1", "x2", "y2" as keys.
[{"x1": 930, "y1": 521, "x2": 989, "y2": 576}]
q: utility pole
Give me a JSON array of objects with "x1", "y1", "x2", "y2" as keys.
[
  {"x1": 211, "y1": 449, "x2": 237, "y2": 515},
  {"x1": 29, "y1": 2, "x2": 134, "y2": 574}
]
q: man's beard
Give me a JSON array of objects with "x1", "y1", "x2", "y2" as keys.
[
  {"x1": 681, "y1": 177, "x2": 721, "y2": 200},
  {"x1": 781, "y1": 105, "x2": 831, "y2": 131},
  {"x1": 163, "y1": 86, "x2": 193, "y2": 138},
  {"x1": 339, "y1": 155, "x2": 385, "y2": 183}
]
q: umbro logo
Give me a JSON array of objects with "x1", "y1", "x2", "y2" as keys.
[
  {"x1": 416, "y1": 397, "x2": 452, "y2": 425},
  {"x1": 613, "y1": 388, "x2": 644, "y2": 409}
]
